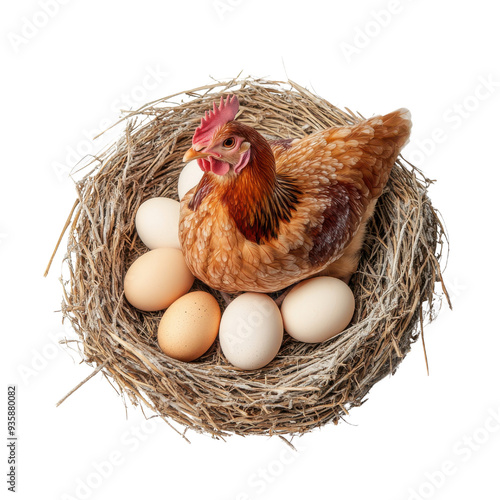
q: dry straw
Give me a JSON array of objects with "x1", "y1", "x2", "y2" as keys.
[{"x1": 47, "y1": 77, "x2": 449, "y2": 440}]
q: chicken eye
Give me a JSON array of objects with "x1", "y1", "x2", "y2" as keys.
[{"x1": 222, "y1": 137, "x2": 235, "y2": 148}]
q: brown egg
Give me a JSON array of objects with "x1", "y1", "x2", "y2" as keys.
[
  {"x1": 157, "y1": 291, "x2": 221, "y2": 362},
  {"x1": 124, "y1": 248, "x2": 194, "y2": 312}
]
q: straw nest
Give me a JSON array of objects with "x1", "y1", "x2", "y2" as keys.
[{"x1": 52, "y1": 77, "x2": 449, "y2": 440}]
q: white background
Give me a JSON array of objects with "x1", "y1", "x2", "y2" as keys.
[{"x1": 2, "y1": 1, "x2": 499, "y2": 499}]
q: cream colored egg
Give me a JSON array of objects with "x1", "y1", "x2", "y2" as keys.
[
  {"x1": 135, "y1": 197, "x2": 181, "y2": 249},
  {"x1": 281, "y1": 277, "x2": 355, "y2": 343},
  {"x1": 124, "y1": 248, "x2": 194, "y2": 312},
  {"x1": 157, "y1": 291, "x2": 221, "y2": 362},
  {"x1": 178, "y1": 160, "x2": 204, "y2": 201},
  {"x1": 219, "y1": 293, "x2": 283, "y2": 370}
]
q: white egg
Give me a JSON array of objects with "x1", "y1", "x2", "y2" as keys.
[
  {"x1": 135, "y1": 197, "x2": 181, "y2": 250},
  {"x1": 219, "y1": 293, "x2": 283, "y2": 370},
  {"x1": 281, "y1": 277, "x2": 355, "y2": 343},
  {"x1": 178, "y1": 160, "x2": 204, "y2": 200}
]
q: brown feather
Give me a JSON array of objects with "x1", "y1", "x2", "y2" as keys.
[{"x1": 179, "y1": 109, "x2": 412, "y2": 293}]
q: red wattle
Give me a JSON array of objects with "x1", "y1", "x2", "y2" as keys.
[
  {"x1": 209, "y1": 157, "x2": 230, "y2": 175},
  {"x1": 197, "y1": 158, "x2": 210, "y2": 172},
  {"x1": 196, "y1": 157, "x2": 230, "y2": 175}
]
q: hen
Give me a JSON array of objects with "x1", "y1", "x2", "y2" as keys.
[{"x1": 179, "y1": 95, "x2": 411, "y2": 293}]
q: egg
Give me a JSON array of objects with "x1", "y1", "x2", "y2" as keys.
[
  {"x1": 135, "y1": 197, "x2": 181, "y2": 250},
  {"x1": 124, "y1": 248, "x2": 194, "y2": 311},
  {"x1": 157, "y1": 291, "x2": 221, "y2": 362},
  {"x1": 178, "y1": 160, "x2": 204, "y2": 201},
  {"x1": 281, "y1": 277, "x2": 355, "y2": 343},
  {"x1": 219, "y1": 293, "x2": 283, "y2": 370}
]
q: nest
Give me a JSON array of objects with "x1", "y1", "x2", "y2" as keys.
[{"x1": 50, "y1": 77, "x2": 449, "y2": 439}]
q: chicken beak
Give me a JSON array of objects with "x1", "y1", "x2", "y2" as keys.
[{"x1": 183, "y1": 147, "x2": 210, "y2": 163}]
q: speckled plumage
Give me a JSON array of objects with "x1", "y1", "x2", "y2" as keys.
[{"x1": 179, "y1": 109, "x2": 412, "y2": 293}]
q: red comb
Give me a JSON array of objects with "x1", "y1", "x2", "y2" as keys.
[{"x1": 192, "y1": 95, "x2": 239, "y2": 146}]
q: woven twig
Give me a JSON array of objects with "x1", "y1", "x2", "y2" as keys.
[{"x1": 54, "y1": 77, "x2": 449, "y2": 438}]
